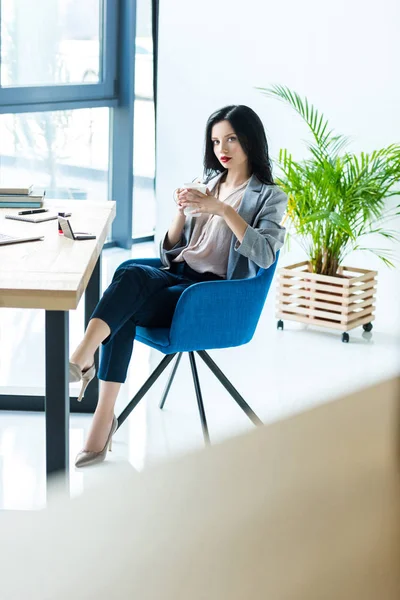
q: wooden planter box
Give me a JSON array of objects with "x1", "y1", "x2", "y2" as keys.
[{"x1": 276, "y1": 261, "x2": 377, "y2": 338}]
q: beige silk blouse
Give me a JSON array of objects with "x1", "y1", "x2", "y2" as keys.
[{"x1": 172, "y1": 177, "x2": 250, "y2": 278}]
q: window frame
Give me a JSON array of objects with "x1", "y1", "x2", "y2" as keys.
[{"x1": 0, "y1": 0, "x2": 118, "y2": 114}]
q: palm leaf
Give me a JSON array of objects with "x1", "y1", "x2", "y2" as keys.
[
  {"x1": 256, "y1": 84, "x2": 334, "y2": 151},
  {"x1": 354, "y1": 247, "x2": 397, "y2": 268},
  {"x1": 328, "y1": 212, "x2": 355, "y2": 238}
]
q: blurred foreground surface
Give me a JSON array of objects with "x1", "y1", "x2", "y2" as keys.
[{"x1": 1, "y1": 376, "x2": 399, "y2": 599}]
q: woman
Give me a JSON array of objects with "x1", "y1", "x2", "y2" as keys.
[{"x1": 70, "y1": 104, "x2": 288, "y2": 468}]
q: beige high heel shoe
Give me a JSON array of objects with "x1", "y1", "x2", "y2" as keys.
[
  {"x1": 75, "y1": 415, "x2": 118, "y2": 469},
  {"x1": 69, "y1": 362, "x2": 96, "y2": 402}
]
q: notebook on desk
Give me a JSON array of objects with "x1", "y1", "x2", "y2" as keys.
[
  {"x1": 5, "y1": 213, "x2": 57, "y2": 223},
  {"x1": 0, "y1": 232, "x2": 44, "y2": 246}
]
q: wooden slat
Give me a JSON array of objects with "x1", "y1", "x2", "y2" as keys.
[
  {"x1": 279, "y1": 260, "x2": 309, "y2": 270},
  {"x1": 278, "y1": 272, "x2": 377, "y2": 292},
  {"x1": 278, "y1": 290, "x2": 344, "y2": 305},
  {"x1": 346, "y1": 305, "x2": 375, "y2": 323},
  {"x1": 280, "y1": 262, "x2": 377, "y2": 277},
  {"x1": 279, "y1": 268, "x2": 351, "y2": 287},
  {"x1": 278, "y1": 278, "x2": 377, "y2": 297},
  {"x1": 346, "y1": 298, "x2": 375, "y2": 313},
  {"x1": 348, "y1": 280, "x2": 377, "y2": 294},
  {"x1": 277, "y1": 297, "x2": 375, "y2": 319},
  {"x1": 348, "y1": 271, "x2": 378, "y2": 285},
  {"x1": 276, "y1": 311, "x2": 346, "y2": 330},
  {"x1": 278, "y1": 304, "x2": 345, "y2": 322},
  {"x1": 278, "y1": 279, "x2": 351, "y2": 296},
  {"x1": 277, "y1": 298, "x2": 345, "y2": 314},
  {"x1": 339, "y1": 265, "x2": 378, "y2": 275},
  {"x1": 277, "y1": 296, "x2": 376, "y2": 316},
  {"x1": 343, "y1": 314, "x2": 376, "y2": 330},
  {"x1": 278, "y1": 287, "x2": 376, "y2": 306},
  {"x1": 279, "y1": 264, "x2": 378, "y2": 286},
  {"x1": 276, "y1": 310, "x2": 375, "y2": 332},
  {"x1": 343, "y1": 288, "x2": 376, "y2": 304}
]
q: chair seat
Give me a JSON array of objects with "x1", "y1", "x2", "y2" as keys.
[
  {"x1": 132, "y1": 254, "x2": 279, "y2": 354},
  {"x1": 136, "y1": 326, "x2": 171, "y2": 351},
  {"x1": 135, "y1": 327, "x2": 244, "y2": 354}
]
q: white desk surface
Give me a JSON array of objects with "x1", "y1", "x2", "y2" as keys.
[{"x1": 0, "y1": 199, "x2": 116, "y2": 310}]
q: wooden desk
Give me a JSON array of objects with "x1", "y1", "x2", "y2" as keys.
[{"x1": 0, "y1": 199, "x2": 116, "y2": 481}]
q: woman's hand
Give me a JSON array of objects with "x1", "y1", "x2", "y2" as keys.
[
  {"x1": 178, "y1": 188, "x2": 225, "y2": 217},
  {"x1": 174, "y1": 188, "x2": 187, "y2": 217}
]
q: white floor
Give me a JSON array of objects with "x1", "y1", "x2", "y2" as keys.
[{"x1": 0, "y1": 241, "x2": 399, "y2": 510}]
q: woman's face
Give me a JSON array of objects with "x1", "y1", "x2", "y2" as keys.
[{"x1": 211, "y1": 120, "x2": 248, "y2": 172}]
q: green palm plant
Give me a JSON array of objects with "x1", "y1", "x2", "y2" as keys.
[{"x1": 257, "y1": 84, "x2": 400, "y2": 276}]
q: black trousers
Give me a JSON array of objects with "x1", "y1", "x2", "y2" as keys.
[{"x1": 91, "y1": 260, "x2": 223, "y2": 382}]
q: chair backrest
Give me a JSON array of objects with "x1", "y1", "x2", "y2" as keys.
[
  {"x1": 252, "y1": 252, "x2": 280, "y2": 303},
  {"x1": 235, "y1": 252, "x2": 280, "y2": 342}
]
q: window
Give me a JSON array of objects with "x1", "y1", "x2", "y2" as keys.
[
  {"x1": 1, "y1": 0, "x2": 102, "y2": 88},
  {"x1": 0, "y1": 108, "x2": 110, "y2": 200},
  {"x1": 0, "y1": 0, "x2": 155, "y2": 245},
  {"x1": 0, "y1": 0, "x2": 116, "y2": 108}
]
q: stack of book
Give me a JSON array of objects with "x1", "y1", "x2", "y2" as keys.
[{"x1": 0, "y1": 185, "x2": 45, "y2": 209}]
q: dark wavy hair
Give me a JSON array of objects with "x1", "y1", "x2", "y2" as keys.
[{"x1": 203, "y1": 105, "x2": 275, "y2": 185}]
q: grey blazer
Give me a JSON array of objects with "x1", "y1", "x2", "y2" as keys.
[{"x1": 159, "y1": 172, "x2": 288, "y2": 280}]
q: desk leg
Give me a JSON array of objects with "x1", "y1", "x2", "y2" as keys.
[
  {"x1": 45, "y1": 310, "x2": 69, "y2": 484},
  {"x1": 84, "y1": 256, "x2": 101, "y2": 412}
]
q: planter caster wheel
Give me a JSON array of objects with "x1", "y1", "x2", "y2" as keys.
[
  {"x1": 277, "y1": 320, "x2": 284, "y2": 331},
  {"x1": 362, "y1": 322, "x2": 373, "y2": 332},
  {"x1": 342, "y1": 332, "x2": 350, "y2": 343}
]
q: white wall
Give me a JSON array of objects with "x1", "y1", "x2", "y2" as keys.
[{"x1": 155, "y1": 0, "x2": 400, "y2": 256}]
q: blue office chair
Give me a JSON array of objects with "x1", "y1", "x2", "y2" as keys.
[{"x1": 116, "y1": 253, "x2": 279, "y2": 443}]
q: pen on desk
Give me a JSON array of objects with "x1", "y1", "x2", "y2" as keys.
[{"x1": 18, "y1": 208, "x2": 49, "y2": 215}]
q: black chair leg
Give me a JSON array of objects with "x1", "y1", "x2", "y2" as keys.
[
  {"x1": 189, "y1": 352, "x2": 210, "y2": 445},
  {"x1": 117, "y1": 353, "x2": 177, "y2": 430},
  {"x1": 159, "y1": 352, "x2": 183, "y2": 409},
  {"x1": 196, "y1": 350, "x2": 263, "y2": 426}
]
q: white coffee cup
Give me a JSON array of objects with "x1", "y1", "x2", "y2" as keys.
[{"x1": 174, "y1": 182, "x2": 208, "y2": 216}]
